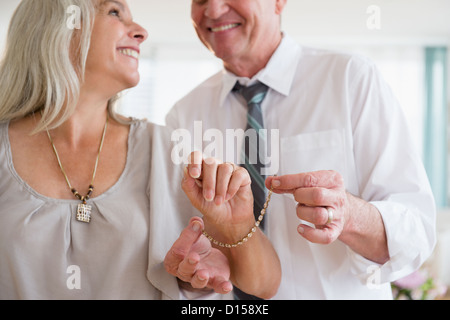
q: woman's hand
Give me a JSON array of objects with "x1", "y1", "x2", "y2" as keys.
[
  {"x1": 176, "y1": 152, "x2": 281, "y2": 299},
  {"x1": 164, "y1": 217, "x2": 233, "y2": 294},
  {"x1": 181, "y1": 151, "x2": 254, "y2": 243}
]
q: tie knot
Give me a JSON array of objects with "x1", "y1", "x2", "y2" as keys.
[{"x1": 233, "y1": 81, "x2": 269, "y2": 105}]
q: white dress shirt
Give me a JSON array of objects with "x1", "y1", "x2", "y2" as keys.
[{"x1": 165, "y1": 34, "x2": 436, "y2": 300}]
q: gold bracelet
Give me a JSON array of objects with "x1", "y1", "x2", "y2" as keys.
[{"x1": 202, "y1": 187, "x2": 273, "y2": 248}]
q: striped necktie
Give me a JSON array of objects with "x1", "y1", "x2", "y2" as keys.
[
  {"x1": 232, "y1": 81, "x2": 269, "y2": 300},
  {"x1": 233, "y1": 81, "x2": 269, "y2": 230}
]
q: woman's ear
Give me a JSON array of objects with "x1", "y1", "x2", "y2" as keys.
[{"x1": 275, "y1": 0, "x2": 287, "y2": 15}]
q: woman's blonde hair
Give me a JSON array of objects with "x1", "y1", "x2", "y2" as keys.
[{"x1": 0, "y1": 0, "x2": 123, "y2": 133}]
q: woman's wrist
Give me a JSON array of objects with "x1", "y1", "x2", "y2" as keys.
[
  {"x1": 203, "y1": 187, "x2": 273, "y2": 248},
  {"x1": 202, "y1": 217, "x2": 257, "y2": 248}
]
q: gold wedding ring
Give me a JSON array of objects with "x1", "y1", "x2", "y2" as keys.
[{"x1": 327, "y1": 208, "x2": 334, "y2": 224}]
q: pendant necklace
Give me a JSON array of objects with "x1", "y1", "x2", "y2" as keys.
[{"x1": 45, "y1": 114, "x2": 109, "y2": 223}]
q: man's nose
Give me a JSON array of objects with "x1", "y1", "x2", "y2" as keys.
[{"x1": 204, "y1": 0, "x2": 229, "y2": 20}]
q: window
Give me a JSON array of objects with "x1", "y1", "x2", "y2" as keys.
[{"x1": 117, "y1": 45, "x2": 221, "y2": 125}]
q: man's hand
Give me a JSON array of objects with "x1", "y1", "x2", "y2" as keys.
[
  {"x1": 266, "y1": 170, "x2": 349, "y2": 244},
  {"x1": 266, "y1": 170, "x2": 389, "y2": 264},
  {"x1": 164, "y1": 217, "x2": 233, "y2": 294}
]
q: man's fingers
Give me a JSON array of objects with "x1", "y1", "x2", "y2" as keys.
[
  {"x1": 266, "y1": 171, "x2": 344, "y2": 192},
  {"x1": 293, "y1": 187, "x2": 342, "y2": 207},
  {"x1": 297, "y1": 223, "x2": 340, "y2": 245},
  {"x1": 296, "y1": 204, "x2": 330, "y2": 226}
]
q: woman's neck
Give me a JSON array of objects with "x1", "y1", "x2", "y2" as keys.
[{"x1": 47, "y1": 93, "x2": 110, "y2": 150}]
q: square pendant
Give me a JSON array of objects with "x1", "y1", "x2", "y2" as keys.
[{"x1": 77, "y1": 203, "x2": 92, "y2": 223}]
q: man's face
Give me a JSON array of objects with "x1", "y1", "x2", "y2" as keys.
[{"x1": 191, "y1": 0, "x2": 286, "y2": 67}]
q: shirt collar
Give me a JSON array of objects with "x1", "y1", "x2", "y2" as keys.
[
  {"x1": 219, "y1": 33, "x2": 302, "y2": 107},
  {"x1": 258, "y1": 33, "x2": 302, "y2": 96}
]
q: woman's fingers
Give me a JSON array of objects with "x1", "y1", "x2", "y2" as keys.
[{"x1": 185, "y1": 152, "x2": 250, "y2": 205}]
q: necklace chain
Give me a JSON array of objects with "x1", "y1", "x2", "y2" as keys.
[{"x1": 45, "y1": 114, "x2": 109, "y2": 222}]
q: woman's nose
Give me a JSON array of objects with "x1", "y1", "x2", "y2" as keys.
[{"x1": 130, "y1": 22, "x2": 148, "y2": 43}]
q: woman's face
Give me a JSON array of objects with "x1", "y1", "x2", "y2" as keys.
[{"x1": 84, "y1": 0, "x2": 148, "y2": 96}]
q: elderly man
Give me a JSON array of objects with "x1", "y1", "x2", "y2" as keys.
[{"x1": 166, "y1": 0, "x2": 436, "y2": 299}]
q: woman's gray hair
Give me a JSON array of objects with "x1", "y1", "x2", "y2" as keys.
[{"x1": 0, "y1": 0, "x2": 123, "y2": 134}]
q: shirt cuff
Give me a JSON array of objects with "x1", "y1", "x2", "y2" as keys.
[{"x1": 347, "y1": 200, "x2": 435, "y2": 285}]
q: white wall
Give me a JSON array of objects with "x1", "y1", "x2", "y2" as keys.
[
  {"x1": 1, "y1": 0, "x2": 450, "y2": 55},
  {"x1": 130, "y1": 0, "x2": 450, "y2": 48},
  {"x1": 0, "y1": 0, "x2": 20, "y2": 51}
]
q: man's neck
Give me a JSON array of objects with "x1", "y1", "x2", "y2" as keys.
[{"x1": 223, "y1": 33, "x2": 283, "y2": 78}]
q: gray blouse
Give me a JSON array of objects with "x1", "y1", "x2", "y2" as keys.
[{"x1": 0, "y1": 119, "x2": 189, "y2": 300}]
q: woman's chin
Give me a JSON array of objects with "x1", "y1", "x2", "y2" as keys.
[{"x1": 121, "y1": 75, "x2": 141, "y2": 90}]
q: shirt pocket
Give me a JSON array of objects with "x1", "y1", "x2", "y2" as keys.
[{"x1": 280, "y1": 129, "x2": 347, "y2": 179}]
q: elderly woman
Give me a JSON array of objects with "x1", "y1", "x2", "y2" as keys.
[{"x1": 0, "y1": 0, "x2": 280, "y2": 299}]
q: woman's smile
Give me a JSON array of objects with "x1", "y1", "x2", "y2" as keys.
[{"x1": 117, "y1": 47, "x2": 140, "y2": 60}]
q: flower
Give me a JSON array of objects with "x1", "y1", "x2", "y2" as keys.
[
  {"x1": 391, "y1": 268, "x2": 447, "y2": 300},
  {"x1": 393, "y1": 270, "x2": 427, "y2": 290}
]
